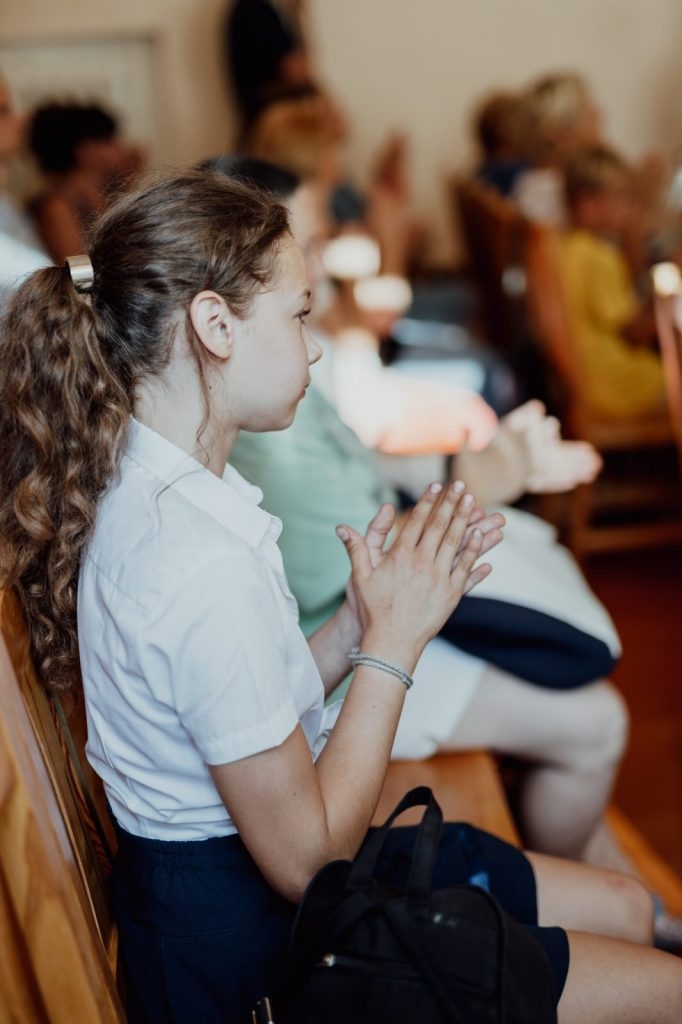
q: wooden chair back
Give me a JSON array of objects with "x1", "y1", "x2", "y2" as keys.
[
  {"x1": 453, "y1": 177, "x2": 530, "y2": 357},
  {"x1": 0, "y1": 588, "x2": 124, "y2": 1022},
  {"x1": 654, "y1": 290, "x2": 682, "y2": 473}
]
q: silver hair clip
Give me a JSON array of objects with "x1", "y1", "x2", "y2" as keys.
[{"x1": 64, "y1": 255, "x2": 94, "y2": 294}]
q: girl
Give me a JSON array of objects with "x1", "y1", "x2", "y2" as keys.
[{"x1": 1, "y1": 169, "x2": 680, "y2": 1023}]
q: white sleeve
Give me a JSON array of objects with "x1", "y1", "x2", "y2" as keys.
[{"x1": 140, "y1": 548, "x2": 300, "y2": 766}]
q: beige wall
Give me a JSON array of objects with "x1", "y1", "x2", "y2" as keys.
[
  {"x1": 4, "y1": 0, "x2": 682, "y2": 261},
  {"x1": 1, "y1": 0, "x2": 236, "y2": 165},
  {"x1": 309, "y1": 0, "x2": 682, "y2": 261}
]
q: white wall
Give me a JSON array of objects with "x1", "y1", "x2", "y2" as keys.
[{"x1": 3, "y1": 0, "x2": 682, "y2": 262}]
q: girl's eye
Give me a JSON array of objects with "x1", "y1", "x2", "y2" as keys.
[{"x1": 297, "y1": 308, "x2": 312, "y2": 323}]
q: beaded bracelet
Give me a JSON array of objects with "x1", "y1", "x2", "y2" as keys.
[{"x1": 348, "y1": 647, "x2": 414, "y2": 690}]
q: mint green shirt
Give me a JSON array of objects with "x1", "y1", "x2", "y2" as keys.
[{"x1": 230, "y1": 385, "x2": 395, "y2": 638}]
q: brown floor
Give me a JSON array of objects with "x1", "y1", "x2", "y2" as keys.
[{"x1": 584, "y1": 544, "x2": 682, "y2": 876}]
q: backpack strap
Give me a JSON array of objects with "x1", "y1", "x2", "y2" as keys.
[{"x1": 349, "y1": 786, "x2": 443, "y2": 901}]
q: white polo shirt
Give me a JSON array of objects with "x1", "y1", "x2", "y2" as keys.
[{"x1": 78, "y1": 419, "x2": 340, "y2": 841}]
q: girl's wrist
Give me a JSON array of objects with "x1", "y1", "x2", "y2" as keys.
[
  {"x1": 335, "y1": 598, "x2": 363, "y2": 650},
  {"x1": 358, "y1": 627, "x2": 422, "y2": 678}
]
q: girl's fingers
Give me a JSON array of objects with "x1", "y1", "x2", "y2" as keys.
[
  {"x1": 465, "y1": 505, "x2": 486, "y2": 526},
  {"x1": 433, "y1": 489, "x2": 476, "y2": 568},
  {"x1": 336, "y1": 525, "x2": 372, "y2": 585},
  {"x1": 458, "y1": 512, "x2": 505, "y2": 555},
  {"x1": 462, "y1": 562, "x2": 492, "y2": 595},
  {"x1": 394, "y1": 481, "x2": 445, "y2": 549},
  {"x1": 477, "y1": 527, "x2": 504, "y2": 558},
  {"x1": 449, "y1": 527, "x2": 484, "y2": 589},
  {"x1": 364, "y1": 503, "x2": 396, "y2": 568}
]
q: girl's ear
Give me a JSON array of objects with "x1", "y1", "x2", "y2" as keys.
[{"x1": 189, "y1": 290, "x2": 235, "y2": 360}]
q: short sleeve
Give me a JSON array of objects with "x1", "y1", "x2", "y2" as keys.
[{"x1": 141, "y1": 547, "x2": 299, "y2": 766}]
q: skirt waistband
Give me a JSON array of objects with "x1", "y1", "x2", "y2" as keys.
[{"x1": 114, "y1": 822, "x2": 250, "y2": 868}]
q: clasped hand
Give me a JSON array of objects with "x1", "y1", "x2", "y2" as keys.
[{"x1": 337, "y1": 480, "x2": 504, "y2": 661}]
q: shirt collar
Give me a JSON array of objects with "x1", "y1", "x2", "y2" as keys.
[{"x1": 125, "y1": 418, "x2": 280, "y2": 549}]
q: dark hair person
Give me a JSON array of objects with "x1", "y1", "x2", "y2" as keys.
[{"x1": 28, "y1": 100, "x2": 143, "y2": 262}]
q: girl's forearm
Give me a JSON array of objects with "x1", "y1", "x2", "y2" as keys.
[{"x1": 307, "y1": 599, "x2": 362, "y2": 694}]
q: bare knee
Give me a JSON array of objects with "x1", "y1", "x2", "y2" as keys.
[
  {"x1": 572, "y1": 682, "x2": 630, "y2": 771},
  {"x1": 605, "y1": 872, "x2": 654, "y2": 945}
]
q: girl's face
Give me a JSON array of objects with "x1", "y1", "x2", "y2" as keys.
[{"x1": 228, "y1": 234, "x2": 321, "y2": 432}]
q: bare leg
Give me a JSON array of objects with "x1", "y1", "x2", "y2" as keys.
[
  {"x1": 559, "y1": 932, "x2": 682, "y2": 1024},
  {"x1": 532, "y1": 855, "x2": 682, "y2": 1019},
  {"x1": 527, "y1": 850, "x2": 653, "y2": 944},
  {"x1": 445, "y1": 665, "x2": 629, "y2": 862}
]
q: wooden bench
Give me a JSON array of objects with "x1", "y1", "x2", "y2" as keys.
[
  {"x1": 0, "y1": 588, "x2": 124, "y2": 1023},
  {"x1": 4, "y1": 583, "x2": 682, "y2": 1023},
  {"x1": 373, "y1": 752, "x2": 519, "y2": 842},
  {"x1": 0, "y1": 584, "x2": 522, "y2": 1022}
]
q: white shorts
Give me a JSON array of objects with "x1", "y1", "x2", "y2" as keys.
[{"x1": 391, "y1": 636, "x2": 484, "y2": 760}]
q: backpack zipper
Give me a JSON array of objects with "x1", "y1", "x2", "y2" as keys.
[{"x1": 316, "y1": 953, "x2": 419, "y2": 977}]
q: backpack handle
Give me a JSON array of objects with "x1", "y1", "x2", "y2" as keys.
[{"x1": 349, "y1": 786, "x2": 444, "y2": 901}]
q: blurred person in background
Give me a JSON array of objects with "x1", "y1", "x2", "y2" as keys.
[
  {"x1": 225, "y1": 0, "x2": 314, "y2": 131},
  {"x1": 28, "y1": 100, "x2": 144, "y2": 264},
  {"x1": 560, "y1": 144, "x2": 667, "y2": 422},
  {"x1": 513, "y1": 71, "x2": 602, "y2": 227},
  {"x1": 0, "y1": 71, "x2": 48, "y2": 306},
  {"x1": 473, "y1": 89, "x2": 532, "y2": 199}
]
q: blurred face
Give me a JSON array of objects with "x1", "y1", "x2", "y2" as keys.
[
  {"x1": 286, "y1": 180, "x2": 331, "y2": 298},
  {"x1": 577, "y1": 182, "x2": 632, "y2": 234},
  {"x1": 0, "y1": 82, "x2": 25, "y2": 163},
  {"x1": 573, "y1": 95, "x2": 602, "y2": 149},
  {"x1": 75, "y1": 136, "x2": 125, "y2": 178},
  {"x1": 229, "y1": 234, "x2": 321, "y2": 432}
]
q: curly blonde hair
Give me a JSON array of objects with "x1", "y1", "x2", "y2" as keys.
[{"x1": 0, "y1": 168, "x2": 289, "y2": 691}]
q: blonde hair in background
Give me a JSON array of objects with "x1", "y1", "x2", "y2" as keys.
[
  {"x1": 245, "y1": 95, "x2": 338, "y2": 183},
  {"x1": 524, "y1": 72, "x2": 598, "y2": 164},
  {"x1": 564, "y1": 143, "x2": 632, "y2": 208}
]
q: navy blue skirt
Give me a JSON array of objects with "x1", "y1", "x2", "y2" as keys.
[{"x1": 112, "y1": 822, "x2": 569, "y2": 1023}]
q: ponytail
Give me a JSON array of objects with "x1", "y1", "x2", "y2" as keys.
[
  {"x1": 0, "y1": 167, "x2": 289, "y2": 692},
  {"x1": 0, "y1": 265, "x2": 129, "y2": 691}
]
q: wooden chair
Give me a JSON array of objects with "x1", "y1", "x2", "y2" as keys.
[
  {"x1": 455, "y1": 176, "x2": 682, "y2": 555},
  {"x1": 653, "y1": 289, "x2": 682, "y2": 474},
  {"x1": 453, "y1": 177, "x2": 532, "y2": 362},
  {"x1": 523, "y1": 221, "x2": 682, "y2": 555},
  {"x1": 0, "y1": 588, "x2": 124, "y2": 1023}
]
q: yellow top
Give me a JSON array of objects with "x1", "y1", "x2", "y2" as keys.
[{"x1": 560, "y1": 229, "x2": 665, "y2": 419}]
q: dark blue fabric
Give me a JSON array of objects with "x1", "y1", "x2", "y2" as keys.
[
  {"x1": 111, "y1": 820, "x2": 568, "y2": 1022},
  {"x1": 111, "y1": 826, "x2": 295, "y2": 1024},
  {"x1": 374, "y1": 822, "x2": 569, "y2": 1000},
  {"x1": 476, "y1": 159, "x2": 530, "y2": 198},
  {"x1": 226, "y1": 0, "x2": 297, "y2": 117},
  {"x1": 440, "y1": 596, "x2": 617, "y2": 688}
]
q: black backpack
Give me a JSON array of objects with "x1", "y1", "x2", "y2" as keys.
[{"x1": 285, "y1": 787, "x2": 558, "y2": 1023}]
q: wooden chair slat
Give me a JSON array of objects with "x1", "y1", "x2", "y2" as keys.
[
  {"x1": 0, "y1": 590, "x2": 125, "y2": 1022},
  {"x1": 654, "y1": 292, "x2": 682, "y2": 473}
]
